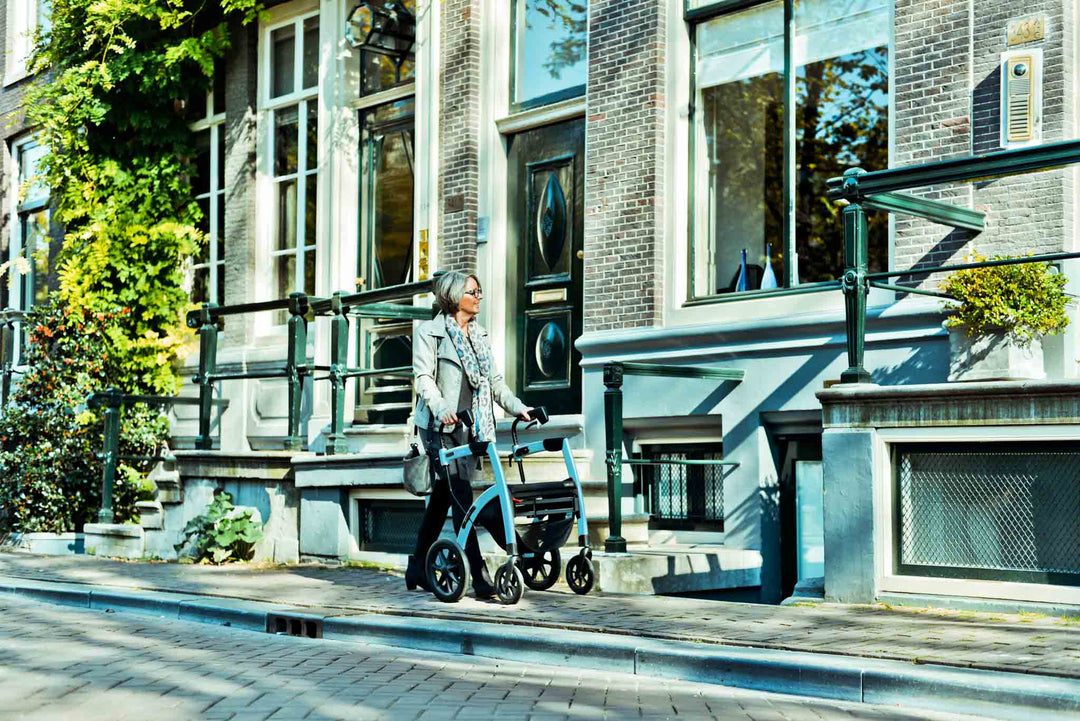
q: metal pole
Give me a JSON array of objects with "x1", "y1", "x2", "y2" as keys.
[
  {"x1": 840, "y1": 172, "x2": 871, "y2": 384},
  {"x1": 327, "y1": 292, "x2": 349, "y2": 455},
  {"x1": 0, "y1": 317, "x2": 12, "y2": 410},
  {"x1": 97, "y1": 388, "x2": 123, "y2": 524},
  {"x1": 285, "y1": 292, "x2": 309, "y2": 451},
  {"x1": 603, "y1": 362, "x2": 627, "y2": 554},
  {"x1": 195, "y1": 303, "x2": 219, "y2": 450}
]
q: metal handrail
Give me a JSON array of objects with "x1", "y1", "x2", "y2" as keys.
[
  {"x1": 600, "y1": 360, "x2": 744, "y2": 554},
  {"x1": 86, "y1": 389, "x2": 230, "y2": 524},
  {"x1": 827, "y1": 140, "x2": 1080, "y2": 384}
]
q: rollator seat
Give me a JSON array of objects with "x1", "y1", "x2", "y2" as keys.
[{"x1": 507, "y1": 479, "x2": 578, "y2": 553}]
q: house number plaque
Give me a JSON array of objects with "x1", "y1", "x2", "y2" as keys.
[{"x1": 1007, "y1": 16, "x2": 1046, "y2": 46}]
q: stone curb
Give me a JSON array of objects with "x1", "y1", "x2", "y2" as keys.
[{"x1": 2, "y1": 575, "x2": 1078, "y2": 720}]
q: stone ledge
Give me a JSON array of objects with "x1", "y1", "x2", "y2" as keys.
[
  {"x1": 174, "y1": 450, "x2": 296, "y2": 480},
  {"x1": 817, "y1": 380, "x2": 1080, "y2": 428}
]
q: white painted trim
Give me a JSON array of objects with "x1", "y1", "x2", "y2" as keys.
[
  {"x1": 494, "y1": 95, "x2": 586, "y2": 135},
  {"x1": 256, "y1": 2, "x2": 322, "y2": 341},
  {"x1": 874, "y1": 425, "x2": 1080, "y2": 605},
  {"x1": 349, "y1": 82, "x2": 416, "y2": 111},
  {"x1": 413, "y1": 0, "x2": 440, "y2": 281},
  {"x1": 3, "y1": 0, "x2": 43, "y2": 87},
  {"x1": 477, "y1": 0, "x2": 512, "y2": 418}
]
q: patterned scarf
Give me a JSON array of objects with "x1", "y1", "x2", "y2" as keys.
[{"x1": 444, "y1": 313, "x2": 496, "y2": 442}]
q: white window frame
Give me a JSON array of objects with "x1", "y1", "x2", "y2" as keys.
[
  {"x1": 5, "y1": 0, "x2": 50, "y2": 86},
  {"x1": 664, "y1": 0, "x2": 897, "y2": 328},
  {"x1": 189, "y1": 89, "x2": 227, "y2": 307},
  {"x1": 257, "y1": 3, "x2": 321, "y2": 330},
  {"x1": 7, "y1": 134, "x2": 50, "y2": 365}
]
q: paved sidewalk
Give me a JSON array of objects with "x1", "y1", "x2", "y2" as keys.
[
  {"x1": 2, "y1": 552, "x2": 1078, "y2": 681},
  {"x1": 1, "y1": 594, "x2": 984, "y2": 721}
]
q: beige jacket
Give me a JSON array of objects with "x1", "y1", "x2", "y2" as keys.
[{"x1": 412, "y1": 314, "x2": 529, "y2": 430}]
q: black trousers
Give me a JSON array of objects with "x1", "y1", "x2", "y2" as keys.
[{"x1": 413, "y1": 426, "x2": 493, "y2": 585}]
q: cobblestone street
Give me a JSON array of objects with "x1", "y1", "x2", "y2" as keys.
[
  {"x1": 0, "y1": 595, "x2": 994, "y2": 721},
  {"x1": 3, "y1": 553, "x2": 1077, "y2": 680}
]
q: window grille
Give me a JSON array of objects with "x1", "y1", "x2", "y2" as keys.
[
  {"x1": 896, "y1": 443, "x2": 1080, "y2": 586},
  {"x1": 641, "y1": 446, "x2": 725, "y2": 531},
  {"x1": 356, "y1": 500, "x2": 424, "y2": 553}
]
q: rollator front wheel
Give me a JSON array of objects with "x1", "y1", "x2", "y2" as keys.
[
  {"x1": 426, "y1": 539, "x2": 470, "y2": 603},
  {"x1": 494, "y1": 561, "x2": 524, "y2": 604},
  {"x1": 520, "y1": 548, "x2": 561, "y2": 591},
  {"x1": 565, "y1": 553, "x2": 595, "y2": 595}
]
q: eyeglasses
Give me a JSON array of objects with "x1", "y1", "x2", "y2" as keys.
[{"x1": 463, "y1": 288, "x2": 484, "y2": 298}]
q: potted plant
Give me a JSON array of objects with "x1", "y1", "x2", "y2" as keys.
[{"x1": 939, "y1": 252, "x2": 1070, "y2": 382}]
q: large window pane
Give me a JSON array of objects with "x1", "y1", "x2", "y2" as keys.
[
  {"x1": 275, "y1": 179, "x2": 298, "y2": 251},
  {"x1": 303, "y1": 16, "x2": 320, "y2": 89},
  {"x1": 306, "y1": 102, "x2": 318, "y2": 171},
  {"x1": 692, "y1": 0, "x2": 888, "y2": 299},
  {"x1": 371, "y1": 128, "x2": 414, "y2": 289},
  {"x1": 795, "y1": 46, "x2": 888, "y2": 283},
  {"x1": 274, "y1": 107, "x2": 299, "y2": 176},
  {"x1": 271, "y1": 24, "x2": 296, "y2": 98},
  {"x1": 21, "y1": 210, "x2": 49, "y2": 308},
  {"x1": 513, "y1": 0, "x2": 587, "y2": 107}
]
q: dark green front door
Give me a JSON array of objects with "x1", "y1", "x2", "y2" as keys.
[{"x1": 505, "y1": 118, "x2": 585, "y2": 416}]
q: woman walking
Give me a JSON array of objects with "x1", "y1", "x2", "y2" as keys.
[{"x1": 405, "y1": 271, "x2": 532, "y2": 598}]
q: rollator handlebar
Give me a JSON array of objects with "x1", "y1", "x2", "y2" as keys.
[{"x1": 510, "y1": 405, "x2": 549, "y2": 447}]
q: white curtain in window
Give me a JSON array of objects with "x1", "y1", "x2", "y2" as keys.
[{"x1": 696, "y1": 0, "x2": 890, "y2": 88}]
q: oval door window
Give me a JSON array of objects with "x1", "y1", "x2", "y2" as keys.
[
  {"x1": 536, "y1": 173, "x2": 567, "y2": 271},
  {"x1": 535, "y1": 322, "x2": 567, "y2": 379}
]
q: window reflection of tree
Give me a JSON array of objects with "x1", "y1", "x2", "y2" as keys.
[{"x1": 703, "y1": 46, "x2": 888, "y2": 294}]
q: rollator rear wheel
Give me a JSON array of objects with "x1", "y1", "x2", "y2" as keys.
[
  {"x1": 520, "y1": 548, "x2": 561, "y2": 591},
  {"x1": 426, "y1": 539, "x2": 470, "y2": 603},
  {"x1": 565, "y1": 553, "x2": 595, "y2": 595},
  {"x1": 494, "y1": 561, "x2": 524, "y2": 604}
]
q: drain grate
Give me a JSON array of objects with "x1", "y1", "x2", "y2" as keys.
[{"x1": 266, "y1": 613, "x2": 323, "y2": 639}]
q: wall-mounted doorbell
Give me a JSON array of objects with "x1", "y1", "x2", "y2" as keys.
[{"x1": 1000, "y1": 48, "x2": 1042, "y2": 148}]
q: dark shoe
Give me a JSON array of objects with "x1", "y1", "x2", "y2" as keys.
[
  {"x1": 405, "y1": 555, "x2": 432, "y2": 592},
  {"x1": 472, "y1": 564, "x2": 496, "y2": 599},
  {"x1": 472, "y1": 577, "x2": 496, "y2": 599}
]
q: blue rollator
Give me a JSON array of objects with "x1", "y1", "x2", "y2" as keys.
[{"x1": 423, "y1": 405, "x2": 596, "y2": 604}]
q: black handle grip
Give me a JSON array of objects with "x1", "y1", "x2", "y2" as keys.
[
  {"x1": 532, "y1": 406, "x2": 549, "y2": 425},
  {"x1": 458, "y1": 408, "x2": 475, "y2": 428}
]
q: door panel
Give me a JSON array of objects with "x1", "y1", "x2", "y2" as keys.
[{"x1": 506, "y1": 119, "x2": 584, "y2": 415}]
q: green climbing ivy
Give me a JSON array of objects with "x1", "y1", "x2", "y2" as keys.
[
  {"x1": 0, "y1": 0, "x2": 263, "y2": 533},
  {"x1": 21, "y1": 0, "x2": 262, "y2": 394}
]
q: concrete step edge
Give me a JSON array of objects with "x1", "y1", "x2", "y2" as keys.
[{"x1": 2, "y1": 575, "x2": 1077, "y2": 721}]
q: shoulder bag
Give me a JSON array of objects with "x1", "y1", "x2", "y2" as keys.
[{"x1": 403, "y1": 335, "x2": 441, "y2": 496}]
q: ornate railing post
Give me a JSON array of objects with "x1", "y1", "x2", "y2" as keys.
[
  {"x1": 840, "y1": 169, "x2": 871, "y2": 384},
  {"x1": 327, "y1": 292, "x2": 349, "y2": 455},
  {"x1": 89, "y1": 388, "x2": 124, "y2": 524},
  {"x1": 285, "y1": 292, "x2": 309, "y2": 451},
  {"x1": 603, "y1": 362, "x2": 627, "y2": 553},
  {"x1": 193, "y1": 303, "x2": 219, "y2": 450}
]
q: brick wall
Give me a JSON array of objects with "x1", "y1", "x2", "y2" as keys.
[
  {"x1": 894, "y1": 0, "x2": 1074, "y2": 285},
  {"x1": 437, "y1": 0, "x2": 482, "y2": 274},
  {"x1": 583, "y1": 0, "x2": 665, "y2": 332},
  {"x1": 892, "y1": 0, "x2": 974, "y2": 285},
  {"x1": 968, "y1": 1, "x2": 1070, "y2": 262}
]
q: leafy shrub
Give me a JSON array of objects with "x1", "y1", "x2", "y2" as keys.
[
  {"x1": 176, "y1": 491, "x2": 263, "y2": 564},
  {"x1": 0, "y1": 0, "x2": 262, "y2": 533},
  {"x1": 940, "y1": 253, "x2": 1070, "y2": 345},
  {"x1": 0, "y1": 304, "x2": 169, "y2": 533}
]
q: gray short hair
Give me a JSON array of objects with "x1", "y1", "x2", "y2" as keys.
[{"x1": 433, "y1": 271, "x2": 481, "y2": 315}]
